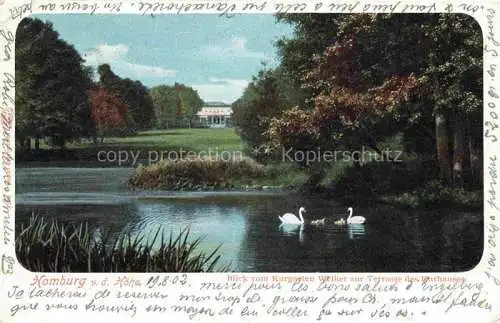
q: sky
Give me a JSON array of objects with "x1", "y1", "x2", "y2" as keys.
[{"x1": 33, "y1": 14, "x2": 295, "y2": 104}]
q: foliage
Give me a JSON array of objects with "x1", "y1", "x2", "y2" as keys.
[
  {"x1": 151, "y1": 83, "x2": 204, "y2": 129},
  {"x1": 275, "y1": 14, "x2": 345, "y2": 90},
  {"x1": 380, "y1": 180, "x2": 482, "y2": 210},
  {"x1": 270, "y1": 13, "x2": 482, "y2": 187},
  {"x1": 15, "y1": 17, "x2": 96, "y2": 150},
  {"x1": 88, "y1": 87, "x2": 129, "y2": 141},
  {"x1": 333, "y1": 156, "x2": 438, "y2": 197},
  {"x1": 231, "y1": 66, "x2": 307, "y2": 162},
  {"x1": 16, "y1": 214, "x2": 229, "y2": 272},
  {"x1": 97, "y1": 64, "x2": 155, "y2": 131}
]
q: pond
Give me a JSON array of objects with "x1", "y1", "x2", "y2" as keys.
[{"x1": 15, "y1": 167, "x2": 483, "y2": 272}]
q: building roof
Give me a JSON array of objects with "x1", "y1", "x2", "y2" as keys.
[
  {"x1": 196, "y1": 106, "x2": 233, "y2": 116},
  {"x1": 204, "y1": 101, "x2": 230, "y2": 107}
]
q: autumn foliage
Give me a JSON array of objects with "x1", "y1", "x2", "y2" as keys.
[
  {"x1": 269, "y1": 33, "x2": 424, "y2": 154},
  {"x1": 88, "y1": 87, "x2": 128, "y2": 141}
]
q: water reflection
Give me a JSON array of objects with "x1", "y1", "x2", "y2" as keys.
[
  {"x1": 127, "y1": 201, "x2": 248, "y2": 267},
  {"x1": 278, "y1": 224, "x2": 305, "y2": 244},
  {"x1": 348, "y1": 224, "x2": 366, "y2": 240}
]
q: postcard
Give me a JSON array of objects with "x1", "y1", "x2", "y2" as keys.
[{"x1": 0, "y1": 0, "x2": 499, "y2": 322}]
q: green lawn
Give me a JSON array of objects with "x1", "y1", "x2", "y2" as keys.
[
  {"x1": 57, "y1": 128, "x2": 243, "y2": 152},
  {"x1": 109, "y1": 128, "x2": 243, "y2": 152},
  {"x1": 19, "y1": 128, "x2": 244, "y2": 166}
]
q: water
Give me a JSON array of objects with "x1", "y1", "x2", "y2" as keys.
[{"x1": 15, "y1": 167, "x2": 483, "y2": 272}]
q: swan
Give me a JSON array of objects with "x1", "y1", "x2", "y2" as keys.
[
  {"x1": 279, "y1": 207, "x2": 305, "y2": 224},
  {"x1": 346, "y1": 207, "x2": 366, "y2": 224},
  {"x1": 310, "y1": 218, "x2": 325, "y2": 226},
  {"x1": 334, "y1": 217, "x2": 346, "y2": 226}
]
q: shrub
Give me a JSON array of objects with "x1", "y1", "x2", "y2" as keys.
[
  {"x1": 414, "y1": 179, "x2": 482, "y2": 208},
  {"x1": 16, "y1": 215, "x2": 229, "y2": 272},
  {"x1": 379, "y1": 179, "x2": 482, "y2": 209},
  {"x1": 333, "y1": 156, "x2": 439, "y2": 197}
]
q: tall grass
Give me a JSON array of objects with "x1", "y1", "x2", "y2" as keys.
[
  {"x1": 16, "y1": 215, "x2": 230, "y2": 272},
  {"x1": 129, "y1": 156, "x2": 266, "y2": 190}
]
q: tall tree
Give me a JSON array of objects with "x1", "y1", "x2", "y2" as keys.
[
  {"x1": 15, "y1": 17, "x2": 95, "y2": 150},
  {"x1": 176, "y1": 84, "x2": 204, "y2": 128},
  {"x1": 89, "y1": 87, "x2": 128, "y2": 142},
  {"x1": 232, "y1": 66, "x2": 307, "y2": 161},
  {"x1": 97, "y1": 64, "x2": 155, "y2": 131},
  {"x1": 151, "y1": 83, "x2": 203, "y2": 129}
]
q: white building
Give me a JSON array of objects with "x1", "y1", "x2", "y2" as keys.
[{"x1": 196, "y1": 102, "x2": 233, "y2": 128}]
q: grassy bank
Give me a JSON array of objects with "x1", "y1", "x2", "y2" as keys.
[
  {"x1": 129, "y1": 157, "x2": 307, "y2": 190},
  {"x1": 16, "y1": 215, "x2": 229, "y2": 272}
]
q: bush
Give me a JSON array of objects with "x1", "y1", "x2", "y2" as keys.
[
  {"x1": 128, "y1": 156, "x2": 266, "y2": 190},
  {"x1": 16, "y1": 215, "x2": 229, "y2": 272},
  {"x1": 379, "y1": 179, "x2": 482, "y2": 209},
  {"x1": 333, "y1": 156, "x2": 439, "y2": 197},
  {"x1": 414, "y1": 179, "x2": 482, "y2": 208}
]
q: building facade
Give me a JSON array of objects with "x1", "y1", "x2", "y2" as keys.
[{"x1": 196, "y1": 102, "x2": 233, "y2": 128}]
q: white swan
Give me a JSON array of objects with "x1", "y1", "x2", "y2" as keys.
[
  {"x1": 279, "y1": 207, "x2": 305, "y2": 224},
  {"x1": 346, "y1": 207, "x2": 366, "y2": 224}
]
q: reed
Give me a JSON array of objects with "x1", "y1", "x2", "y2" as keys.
[{"x1": 16, "y1": 215, "x2": 230, "y2": 272}]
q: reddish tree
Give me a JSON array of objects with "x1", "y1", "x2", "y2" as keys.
[
  {"x1": 269, "y1": 33, "x2": 424, "y2": 162},
  {"x1": 88, "y1": 87, "x2": 128, "y2": 142}
]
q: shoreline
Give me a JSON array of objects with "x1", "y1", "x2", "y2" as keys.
[{"x1": 16, "y1": 162, "x2": 483, "y2": 212}]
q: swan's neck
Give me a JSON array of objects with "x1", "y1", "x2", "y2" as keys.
[
  {"x1": 348, "y1": 208, "x2": 353, "y2": 219},
  {"x1": 299, "y1": 209, "x2": 304, "y2": 223}
]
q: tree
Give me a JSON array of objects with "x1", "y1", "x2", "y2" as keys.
[
  {"x1": 88, "y1": 87, "x2": 128, "y2": 142},
  {"x1": 97, "y1": 64, "x2": 155, "y2": 131},
  {"x1": 15, "y1": 17, "x2": 95, "y2": 151},
  {"x1": 275, "y1": 14, "x2": 345, "y2": 91},
  {"x1": 152, "y1": 85, "x2": 177, "y2": 129},
  {"x1": 151, "y1": 83, "x2": 203, "y2": 129},
  {"x1": 232, "y1": 66, "x2": 307, "y2": 161},
  {"x1": 273, "y1": 14, "x2": 483, "y2": 186},
  {"x1": 176, "y1": 84, "x2": 204, "y2": 128}
]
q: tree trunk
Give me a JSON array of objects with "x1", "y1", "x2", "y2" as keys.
[
  {"x1": 17, "y1": 137, "x2": 26, "y2": 153},
  {"x1": 435, "y1": 113, "x2": 452, "y2": 182},
  {"x1": 35, "y1": 136, "x2": 40, "y2": 150},
  {"x1": 25, "y1": 137, "x2": 32, "y2": 151},
  {"x1": 452, "y1": 116, "x2": 467, "y2": 187},
  {"x1": 468, "y1": 126, "x2": 483, "y2": 188}
]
